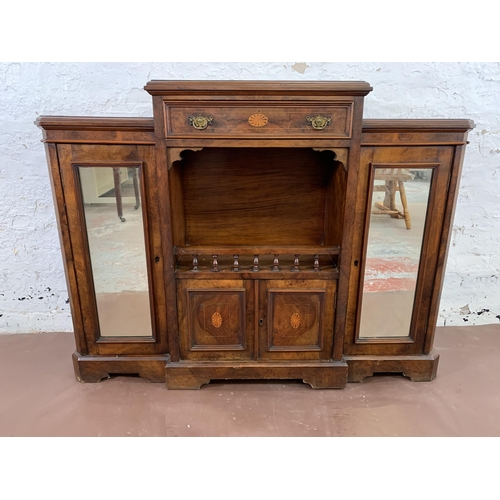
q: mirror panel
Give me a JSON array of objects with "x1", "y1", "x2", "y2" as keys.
[
  {"x1": 78, "y1": 165, "x2": 153, "y2": 337},
  {"x1": 358, "y1": 167, "x2": 433, "y2": 339}
]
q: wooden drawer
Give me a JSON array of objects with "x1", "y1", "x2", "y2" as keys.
[
  {"x1": 165, "y1": 104, "x2": 353, "y2": 138},
  {"x1": 177, "y1": 279, "x2": 255, "y2": 361},
  {"x1": 258, "y1": 280, "x2": 336, "y2": 360}
]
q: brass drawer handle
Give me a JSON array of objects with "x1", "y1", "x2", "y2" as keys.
[
  {"x1": 306, "y1": 115, "x2": 332, "y2": 130},
  {"x1": 188, "y1": 115, "x2": 214, "y2": 130}
]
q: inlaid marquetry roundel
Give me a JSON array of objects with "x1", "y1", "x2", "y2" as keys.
[
  {"x1": 211, "y1": 312, "x2": 223, "y2": 328},
  {"x1": 248, "y1": 113, "x2": 268, "y2": 127},
  {"x1": 290, "y1": 313, "x2": 301, "y2": 329}
]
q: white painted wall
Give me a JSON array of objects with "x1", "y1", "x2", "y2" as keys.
[{"x1": 0, "y1": 62, "x2": 499, "y2": 333}]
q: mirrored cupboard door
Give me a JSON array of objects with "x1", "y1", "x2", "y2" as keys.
[
  {"x1": 56, "y1": 144, "x2": 168, "y2": 356},
  {"x1": 345, "y1": 146, "x2": 456, "y2": 356}
]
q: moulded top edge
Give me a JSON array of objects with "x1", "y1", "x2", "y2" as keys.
[
  {"x1": 362, "y1": 119, "x2": 475, "y2": 131},
  {"x1": 35, "y1": 116, "x2": 475, "y2": 133},
  {"x1": 144, "y1": 80, "x2": 373, "y2": 96},
  {"x1": 35, "y1": 116, "x2": 154, "y2": 131}
]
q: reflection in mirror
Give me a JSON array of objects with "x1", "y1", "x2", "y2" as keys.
[
  {"x1": 359, "y1": 167, "x2": 433, "y2": 338},
  {"x1": 78, "y1": 166, "x2": 153, "y2": 337}
]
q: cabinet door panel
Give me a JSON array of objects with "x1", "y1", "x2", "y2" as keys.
[
  {"x1": 177, "y1": 279, "x2": 255, "y2": 361},
  {"x1": 344, "y1": 146, "x2": 454, "y2": 355},
  {"x1": 57, "y1": 144, "x2": 167, "y2": 356},
  {"x1": 259, "y1": 280, "x2": 336, "y2": 360}
]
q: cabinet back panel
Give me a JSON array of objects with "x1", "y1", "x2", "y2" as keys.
[{"x1": 179, "y1": 148, "x2": 336, "y2": 245}]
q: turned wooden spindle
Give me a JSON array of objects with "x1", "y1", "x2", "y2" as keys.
[
  {"x1": 292, "y1": 254, "x2": 300, "y2": 272},
  {"x1": 313, "y1": 254, "x2": 320, "y2": 271},
  {"x1": 192, "y1": 255, "x2": 199, "y2": 272},
  {"x1": 272, "y1": 254, "x2": 280, "y2": 272},
  {"x1": 212, "y1": 254, "x2": 219, "y2": 272},
  {"x1": 233, "y1": 254, "x2": 239, "y2": 271},
  {"x1": 253, "y1": 255, "x2": 259, "y2": 272}
]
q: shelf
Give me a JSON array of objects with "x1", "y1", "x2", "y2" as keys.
[{"x1": 173, "y1": 245, "x2": 341, "y2": 256}]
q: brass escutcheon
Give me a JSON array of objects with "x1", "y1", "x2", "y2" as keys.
[
  {"x1": 212, "y1": 312, "x2": 222, "y2": 328},
  {"x1": 290, "y1": 313, "x2": 301, "y2": 329},
  {"x1": 188, "y1": 115, "x2": 214, "y2": 130},
  {"x1": 306, "y1": 115, "x2": 332, "y2": 130}
]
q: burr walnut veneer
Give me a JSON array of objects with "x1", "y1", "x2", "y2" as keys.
[{"x1": 37, "y1": 81, "x2": 473, "y2": 389}]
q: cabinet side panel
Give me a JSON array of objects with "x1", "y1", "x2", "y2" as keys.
[
  {"x1": 424, "y1": 144, "x2": 467, "y2": 353},
  {"x1": 167, "y1": 154, "x2": 186, "y2": 246},
  {"x1": 48, "y1": 144, "x2": 88, "y2": 354},
  {"x1": 323, "y1": 158, "x2": 347, "y2": 247}
]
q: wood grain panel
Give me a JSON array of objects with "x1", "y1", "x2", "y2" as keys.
[
  {"x1": 36, "y1": 116, "x2": 156, "y2": 145},
  {"x1": 57, "y1": 144, "x2": 166, "y2": 356},
  {"x1": 46, "y1": 144, "x2": 88, "y2": 355},
  {"x1": 344, "y1": 146, "x2": 455, "y2": 356},
  {"x1": 166, "y1": 104, "x2": 353, "y2": 138},
  {"x1": 180, "y1": 148, "x2": 335, "y2": 246},
  {"x1": 188, "y1": 289, "x2": 245, "y2": 349},
  {"x1": 332, "y1": 95, "x2": 366, "y2": 360},
  {"x1": 259, "y1": 280, "x2": 336, "y2": 360},
  {"x1": 144, "y1": 80, "x2": 372, "y2": 96},
  {"x1": 323, "y1": 153, "x2": 347, "y2": 247},
  {"x1": 177, "y1": 279, "x2": 254, "y2": 361},
  {"x1": 268, "y1": 290, "x2": 323, "y2": 350},
  {"x1": 153, "y1": 95, "x2": 180, "y2": 361},
  {"x1": 165, "y1": 359, "x2": 348, "y2": 389}
]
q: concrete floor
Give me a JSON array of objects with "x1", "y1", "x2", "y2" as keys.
[{"x1": 0, "y1": 324, "x2": 499, "y2": 436}]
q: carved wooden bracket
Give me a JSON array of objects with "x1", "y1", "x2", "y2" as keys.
[
  {"x1": 312, "y1": 148, "x2": 349, "y2": 172},
  {"x1": 168, "y1": 147, "x2": 204, "y2": 169}
]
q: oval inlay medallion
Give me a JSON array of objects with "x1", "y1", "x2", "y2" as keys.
[
  {"x1": 248, "y1": 113, "x2": 268, "y2": 127},
  {"x1": 290, "y1": 313, "x2": 301, "y2": 329},
  {"x1": 212, "y1": 312, "x2": 222, "y2": 328}
]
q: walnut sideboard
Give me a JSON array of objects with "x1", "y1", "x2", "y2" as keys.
[{"x1": 36, "y1": 80, "x2": 474, "y2": 389}]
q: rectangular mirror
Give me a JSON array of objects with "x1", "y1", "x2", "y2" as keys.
[
  {"x1": 358, "y1": 167, "x2": 433, "y2": 339},
  {"x1": 78, "y1": 165, "x2": 153, "y2": 337}
]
